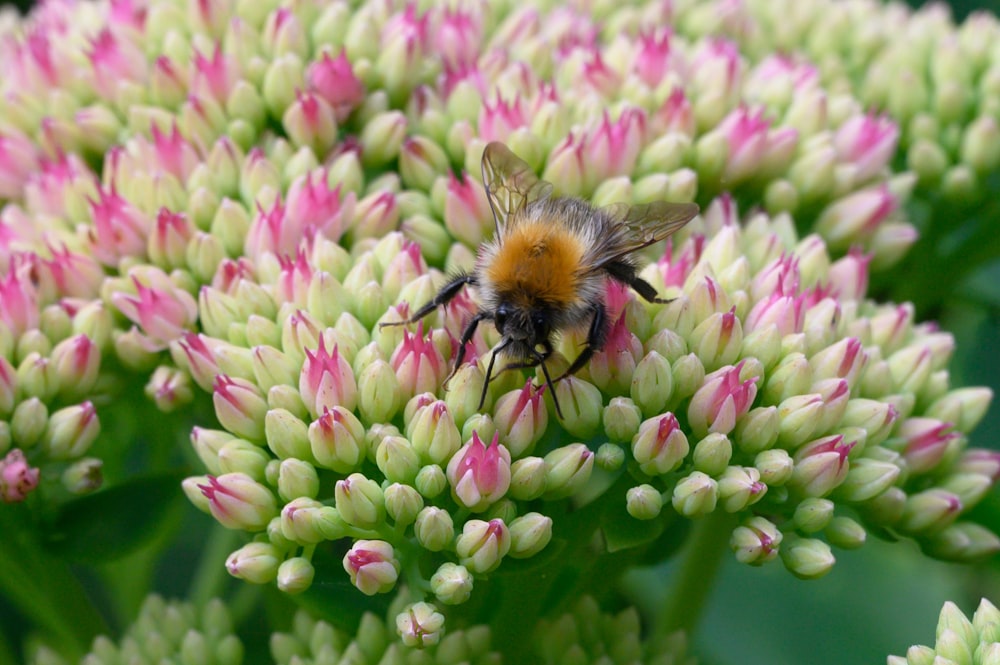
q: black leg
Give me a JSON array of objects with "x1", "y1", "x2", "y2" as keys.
[
  {"x1": 379, "y1": 272, "x2": 476, "y2": 327},
  {"x1": 442, "y1": 311, "x2": 491, "y2": 388},
  {"x1": 533, "y1": 347, "x2": 564, "y2": 419},
  {"x1": 604, "y1": 260, "x2": 671, "y2": 303},
  {"x1": 477, "y1": 338, "x2": 512, "y2": 411},
  {"x1": 556, "y1": 303, "x2": 608, "y2": 381}
]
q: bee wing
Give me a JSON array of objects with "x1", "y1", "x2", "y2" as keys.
[
  {"x1": 590, "y1": 201, "x2": 700, "y2": 269},
  {"x1": 480, "y1": 141, "x2": 553, "y2": 234}
]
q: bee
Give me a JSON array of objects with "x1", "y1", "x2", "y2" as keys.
[{"x1": 382, "y1": 141, "x2": 699, "y2": 418}]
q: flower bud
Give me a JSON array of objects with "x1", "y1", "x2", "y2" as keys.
[
  {"x1": 415, "y1": 464, "x2": 448, "y2": 499},
  {"x1": 834, "y1": 458, "x2": 900, "y2": 503},
  {"x1": 376, "y1": 435, "x2": 421, "y2": 484},
  {"x1": 0, "y1": 449, "x2": 40, "y2": 503},
  {"x1": 825, "y1": 516, "x2": 867, "y2": 550},
  {"x1": 344, "y1": 540, "x2": 399, "y2": 595},
  {"x1": 456, "y1": 518, "x2": 510, "y2": 573},
  {"x1": 414, "y1": 506, "x2": 454, "y2": 551},
  {"x1": 626, "y1": 484, "x2": 664, "y2": 520},
  {"x1": 629, "y1": 351, "x2": 674, "y2": 417},
  {"x1": 687, "y1": 362, "x2": 758, "y2": 437},
  {"x1": 396, "y1": 602, "x2": 445, "y2": 648},
  {"x1": 927, "y1": 387, "x2": 993, "y2": 434},
  {"x1": 730, "y1": 516, "x2": 782, "y2": 565},
  {"x1": 431, "y1": 563, "x2": 474, "y2": 605},
  {"x1": 407, "y1": 400, "x2": 462, "y2": 465},
  {"x1": 384, "y1": 483, "x2": 423, "y2": 527},
  {"x1": 197, "y1": 473, "x2": 278, "y2": 531},
  {"x1": 308, "y1": 405, "x2": 365, "y2": 473},
  {"x1": 631, "y1": 413, "x2": 689, "y2": 476},
  {"x1": 494, "y1": 381, "x2": 548, "y2": 458},
  {"x1": 334, "y1": 473, "x2": 385, "y2": 529},
  {"x1": 544, "y1": 443, "x2": 595, "y2": 499},
  {"x1": 447, "y1": 431, "x2": 512, "y2": 512},
  {"x1": 672, "y1": 471, "x2": 719, "y2": 517},
  {"x1": 264, "y1": 408, "x2": 311, "y2": 461},
  {"x1": 790, "y1": 435, "x2": 853, "y2": 497},
  {"x1": 603, "y1": 397, "x2": 643, "y2": 443},
  {"x1": 508, "y1": 512, "x2": 554, "y2": 560},
  {"x1": 11, "y1": 397, "x2": 48, "y2": 449},
  {"x1": 553, "y1": 376, "x2": 603, "y2": 439},
  {"x1": 213, "y1": 376, "x2": 268, "y2": 442},
  {"x1": 793, "y1": 498, "x2": 835, "y2": 533},
  {"x1": 693, "y1": 433, "x2": 733, "y2": 477},
  {"x1": 280, "y1": 497, "x2": 339, "y2": 544},
  {"x1": 924, "y1": 522, "x2": 1000, "y2": 562},
  {"x1": 755, "y1": 449, "x2": 794, "y2": 486},
  {"x1": 217, "y1": 439, "x2": 269, "y2": 480},
  {"x1": 277, "y1": 458, "x2": 319, "y2": 501},
  {"x1": 43, "y1": 401, "x2": 100, "y2": 460},
  {"x1": 898, "y1": 489, "x2": 962, "y2": 535},
  {"x1": 780, "y1": 535, "x2": 835, "y2": 579},
  {"x1": 226, "y1": 541, "x2": 281, "y2": 584},
  {"x1": 509, "y1": 456, "x2": 547, "y2": 501},
  {"x1": 718, "y1": 466, "x2": 766, "y2": 512},
  {"x1": 733, "y1": 406, "x2": 780, "y2": 454}
]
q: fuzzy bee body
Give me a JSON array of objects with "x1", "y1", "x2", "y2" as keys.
[{"x1": 382, "y1": 142, "x2": 699, "y2": 418}]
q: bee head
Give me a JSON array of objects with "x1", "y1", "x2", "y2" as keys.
[{"x1": 493, "y1": 303, "x2": 551, "y2": 346}]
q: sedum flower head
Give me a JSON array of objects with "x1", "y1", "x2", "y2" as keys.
[{"x1": 888, "y1": 599, "x2": 1000, "y2": 665}]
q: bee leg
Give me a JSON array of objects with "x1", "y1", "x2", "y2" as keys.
[
  {"x1": 378, "y1": 272, "x2": 476, "y2": 327},
  {"x1": 605, "y1": 261, "x2": 672, "y2": 304},
  {"x1": 442, "y1": 310, "x2": 491, "y2": 389},
  {"x1": 556, "y1": 303, "x2": 608, "y2": 382},
  {"x1": 533, "y1": 347, "x2": 564, "y2": 419},
  {"x1": 478, "y1": 337, "x2": 512, "y2": 411}
]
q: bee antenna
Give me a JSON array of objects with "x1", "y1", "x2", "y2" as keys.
[{"x1": 534, "y1": 351, "x2": 564, "y2": 420}]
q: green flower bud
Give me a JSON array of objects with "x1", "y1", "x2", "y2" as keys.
[
  {"x1": 396, "y1": 602, "x2": 445, "y2": 648},
  {"x1": 335, "y1": 473, "x2": 385, "y2": 529},
  {"x1": 277, "y1": 458, "x2": 319, "y2": 501},
  {"x1": 718, "y1": 466, "x2": 766, "y2": 512},
  {"x1": 632, "y1": 413, "x2": 689, "y2": 476},
  {"x1": 672, "y1": 471, "x2": 719, "y2": 517},
  {"x1": 630, "y1": 351, "x2": 674, "y2": 417},
  {"x1": 509, "y1": 456, "x2": 547, "y2": 501},
  {"x1": 456, "y1": 518, "x2": 510, "y2": 573},
  {"x1": 776, "y1": 394, "x2": 824, "y2": 448},
  {"x1": 414, "y1": 506, "x2": 454, "y2": 552},
  {"x1": 764, "y1": 352, "x2": 812, "y2": 404},
  {"x1": 898, "y1": 489, "x2": 962, "y2": 535},
  {"x1": 60, "y1": 457, "x2": 103, "y2": 495},
  {"x1": 265, "y1": 408, "x2": 311, "y2": 461},
  {"x1": 755, "y1": 448, "x2": 794, "y2": 486},
  {"x1": 430, "y1": 563, "x2": 474, "y2": 605},
  {"x1": 834, "y1": 458, "x2": 900, "y2": 503},
  {"x1": 544, "y1": 443, "x2": 595, "y2": 499},
  {"x1": 226, "y1": 541, "x2": 281, "y2": 584},
  {"x1": 399, "y1": 136, "x2": 450, "y2": 191},
  {"x1": 861, "y1": 486, "x2": 907, "y2": 526},
  {"x1": 730, "y1": 516, "x2": 782, "y2": 565},
  {"x1": 927, "y1": 387, "x2": 993, "y2": 434},
  {"x1": 552, "y1": 376, "x2": 603, "y2": 439},
  {"x1": 384, "y1": 483, "x2": 423, "y2": 527},
  {"x1": 280, "y1": 498, "x2": 338, "y2": 545},
  {"x1": 793, "y1": 498, "x2": 835, "y2": 533},
  {"x1": 603, "y1": 397, "x2": 643, "y2": 443},
  {"x1": 780, "y1": 535, "x2": 835, "y2": 579},
  {"x1": 11, "y1": 397, "x2": 48, "y2": 450},
  {"x1": 924, "y1": 522, "x2": 1000, "y2": 562},
  {"x1": 43, "y1": 401, "x2": 100, "y2": 460},
  {"x1": 824, "y1": 516, "x2": 867, "y2": 550},
  {"x1": 733, "y1": 406, "x2": 780, "y2": 453},
  {"x1": 509, "y1": 512, "x2": 554, "y2": 558},
  {"x1": 671, "y1": 353, "x2": 706, "y2": 402},
  {"x1": 357, "y1": 359, "x2": 401, "y2": 424},
  {"x1": 595, "y1": 443, "x2": 625, "y2": 472},
  {"x1": 693, "y1": 433, "x2": 733, "y2": 476},
  {"x1": 376, "y1": 435, "x2": 420, "y2": 484},
  {"x1": 217, "y1": 439, "x2": 269, "y2": 480},
  {"x1": 415, "y1": 464, "x2": 448, "y2": 499},
  {"x1": 626, "y1": 484, "x2": 663, "y2": 520},
  {"x1": 360, "y1": 111, "x2": 408, "y2": 168},
  {"x1": 407, "y1": 400, "x2": 461, "y2": 466}
]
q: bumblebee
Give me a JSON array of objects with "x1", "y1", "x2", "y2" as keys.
[{"x1": 383, "y1": 141, "x2": 699, "y2": 418}]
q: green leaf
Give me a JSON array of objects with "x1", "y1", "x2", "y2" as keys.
[
  {"x1": 41, "y1": 471, "x2": 187, "y2": 564},
  {"x1": 602, "y1": 500, "x2": 667, "y2": 552}
]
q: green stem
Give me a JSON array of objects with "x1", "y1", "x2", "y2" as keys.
[
  {"x1": 657, "y1": 510, "x2": 736, "y2": 636},
  {"x1": 188, "y1": 524, "x2": 242, "y2": 607}
]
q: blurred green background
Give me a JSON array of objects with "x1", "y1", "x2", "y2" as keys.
[{"x1": 1, "y1": 0, "x2": 999, "y2": 664}]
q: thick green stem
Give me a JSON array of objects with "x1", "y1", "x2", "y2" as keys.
[{"x1": 657, "y1": 510, "x2": 736, "y2": 636}]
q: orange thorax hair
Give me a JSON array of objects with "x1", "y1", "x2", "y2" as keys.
[{"x1": 484, "y1": 219, "x2": 586, "y2": 308}]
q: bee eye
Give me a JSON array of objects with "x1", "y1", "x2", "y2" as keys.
[{"x1": 494, "y1": 305, "x2": 511, "y2": 333}]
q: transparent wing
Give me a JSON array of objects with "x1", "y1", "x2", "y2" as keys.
[
  {"x1": 590, "y1": 201, "x2": 699, "y2": 269},
  {"x1": 480, "y1": 141, "x2": 553, "y2": 234}
]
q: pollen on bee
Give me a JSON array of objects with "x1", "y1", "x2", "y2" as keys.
[{"x1": 485, "y1": 220, "x2": 586, "y2": 307}]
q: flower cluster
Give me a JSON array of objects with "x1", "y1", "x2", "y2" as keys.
[
  {"x1": 28, "y1": 596, "x2": 242, "y2": 665},
  {"x1": 0, "y1": 0, "x2": 995, "y2": 662},
  {"x1": 270, "y1": 605, "x2": 500, "y2": 665},
  {"x1": 888, "y1": 599, "x2": 1000, "y2": 665}
]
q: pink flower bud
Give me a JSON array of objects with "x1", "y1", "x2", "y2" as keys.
[
  {"x1": 494, "y1": 380, "x2": 548, "y2": 458},
  {"x1": 36, "y1": 244, "x2": 104, "y2": 300},
  {"x1": 436, "y1": 6, "x2": 482, "y2": 70},
  {"x1": 651, "y1": 88, "x2": 695, "y2": 137},
  {"x1": 299, "y1": 338, "x2": 358, "y2": 418},
  {"x1": 447, "y1": 431, "x2": 512, "y2": 512},
  {"x1": 87, "y1": 186, "x2": 153, "y2": 265},
  {"x1": 307, "y1": 50, "x2": 365, "y2": 123},
  {"x1": 588, "y1": 313, "x2": 643, "y2": 394},
  {"x1": 687, "y1": 362, "x2": 759, "y2": 437},
  {"x1": 50, "y1": 334, "x2": 100, "y2": 396},
  {"x1": 456, "y1": 518, "x2": 511, "y2": 573},
  {"x1": 0, "y1": 260, "x2": 40, "y2": 338},
  {"x1": 478, "y1": 95, "x2": 529, "y2": 144},
  {"x1": 344, "y1": 539, "x2": 400, "y2": 595},
  {"x1": 810, "y1": 337, "x2": 868, "y2": 387},
  {"x1": 0, "y1": 129, "x2": 40, "y2": 199},
  {"x1": 111, "y1": 274, "x2": 198, "y2": 351},
  {"x1": 213, "y1": 375, "x2": 268, "y2": 441},
  {"x1": 815, "y1": 185, "x2": 898, "y2": 251},
  {"x1": 631, "y1": 413, "x2": 690, "y2": 476},
  {"x1": 197, "y1": 472, "x2": 278, "y2": 531},
  {"x1": 828, "y1": 248, "x2": 872, "y2": 302},
  {"x1": 790, "y1": 435, "x2": 855, "y2": 497},
  {"x1": 443, "y1": 171, "x2": 493, "y2": 247},
  {"x1": 390, "y1": 324, "x2": 446, "y2": 402},
  {"x1": 833, "y1": 113, "x2": 899, "y2": 184},
  {"x1": 87, "y1": 28, "x2": 147, "y2": 99},
  {"x1": 283, "y1": 90, "x2": 339, "y2": 155},
  {"x1": 284, "y1": 170, "x2": 354, "y2": 245},
  {"x1": 0, "y1": 449, "x2": 40, "y2": 503},
  {"x1": 631, "y1": 29, "x2": 682, "y2": 88},
  {"x1": 900, "y1": 417, "x2": 962, "y2": 475},
  {"x1": 745, "y1": 292, "x2": 805, "y2": 336},
  {"x1": 715, "y1": 107, "x2": 773, "y2": 184}
]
